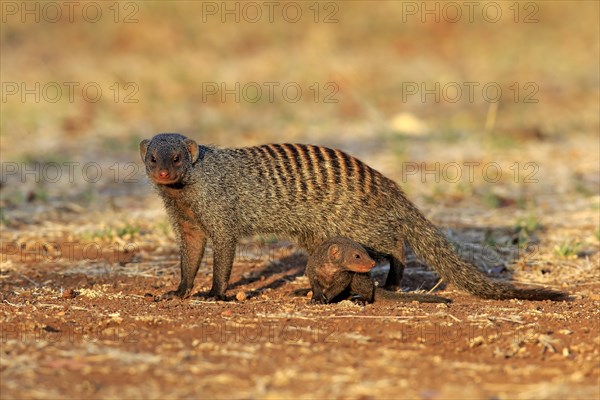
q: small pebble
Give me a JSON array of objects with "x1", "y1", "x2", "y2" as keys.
[{"x1": 236, "y1": 291, "x2": 247, "y2": 302}]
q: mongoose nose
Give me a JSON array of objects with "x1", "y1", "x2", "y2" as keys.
[
  {"x1": 370, "y1": 261, "x2": 376, "y2": 268},
  {"x1": 159, "y1": 170, "x2": 169, "y2": 178}
]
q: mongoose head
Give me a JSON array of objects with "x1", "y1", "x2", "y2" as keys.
[
  {"x1": 325, "y1": 237, "x2": 376, "y2": 273},
  {"x1": 140, "y1": 133, "x2": 199, "y2": 185}
]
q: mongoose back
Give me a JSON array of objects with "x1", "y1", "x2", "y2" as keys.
[
  {"x1": 305, "y1": 237, "x2": 451, "y2": 304},
  {"x1": 140, "y1": 133, "x2": 567, "y2": 301}
]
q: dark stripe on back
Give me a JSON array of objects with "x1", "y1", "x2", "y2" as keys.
[
  {"x1": 303, "y1": 145, "x2": 324, "y2": 202},
  {"x1": 283, "y1": 143, "x2": 302, "y2": 172},
  {"x1": 246, "y1": 147, "x2": 266, "y2": 183},
  {"x1": 288, "y1": 144, "x2": 315, "y2": 201},
  {"x1": 267, "y1": 145, "x2": 290, "y2": 197},
  {"x1": 292, "y1": 144, "x2": 312, "y2": 200},
  {"x1": 257, "y1": 145, "x2": 283, "y2": 199},
  {"x1": 323, "y1": 147, "x2": 341, "y2": 185},
  {"x1": 340, "y1": 150, "x2": 354, "y2": 189},
  {"x1": 270, "y1": 144, "x2": 293, "y2": 192},
  {"x1": 352, "y1": 156, "x2": 367, "y2": 195},
  {"x1": 280, "y1": 144, "x2": 304, "y2": 197},
  {"x1": 370, "y1": 168, "x2": 381, "y2": 195}
]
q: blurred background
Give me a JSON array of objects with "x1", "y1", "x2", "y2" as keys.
[{"x1": 1, "y1": 0, "x2": 598, "y2": 222}]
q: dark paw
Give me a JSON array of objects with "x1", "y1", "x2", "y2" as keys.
[
  {"x1": 206, "y1": 289, "x2": 227, "y2": 301},
  {"x1": 160, "y1": 287, "x2": 192, "y2": 301},
  {"x1": 350, "y1": 295, "x2": 370, "y2": 306},
  {"x1": 205, "y1": 295, "x2": 227, "y2": 302}
]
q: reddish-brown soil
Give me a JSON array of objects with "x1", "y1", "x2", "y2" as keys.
[{"x1": 1, "y1": 235, "x2": 598, "y2": 399}]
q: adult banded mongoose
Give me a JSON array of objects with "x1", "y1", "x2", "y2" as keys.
[
  {"x1": 140, "y1": 133, "x2": 566, "y2": 301},
  {"x1": 305, "y1": 237, "x2": 451, "y2": 304}
]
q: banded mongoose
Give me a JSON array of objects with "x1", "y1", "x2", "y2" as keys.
[
  {"x1": 140, "y1": 133, "x2": 566, "y2": 301},
  {"x1": 305, "y1": 237, "x2": 451, "y2": 304}
]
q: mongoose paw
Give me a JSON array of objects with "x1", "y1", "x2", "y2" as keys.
[
  {"x1": 204, "y1": 294, "x2": 227, "y2": 302},
  {"x1": 350, "y1": 295, "x2": 369, "y2": 306},
  {"x1": 206, "y1": 289, "x2": 227, "y2": 301},
  {"x1": 160, "y1": 287, "x2": 192, "y2": 300}
]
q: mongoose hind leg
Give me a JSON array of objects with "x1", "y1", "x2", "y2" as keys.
[
  {"x1": 319, "y1": 272, "x2": 353, "y2": 303},
  {"x1": 349, "y1": 273, "x2": 376, "y2": 304},
  {"x1": 384, "y1": 254, "x2": 405, "y2": 291}
]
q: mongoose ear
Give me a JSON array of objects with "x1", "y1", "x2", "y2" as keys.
[
  {"x1": 185, "y1": 139, "x2": 200, "y2": 163},
  {"x1": 328, "y1": 244, "x2": 341, "y2": 262},
  {"x1": 140, "y1": 139, "x2": 150, "y2": 161}
]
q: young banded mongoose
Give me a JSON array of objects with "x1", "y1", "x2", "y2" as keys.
[
  {"x1": 305, "y1": 237, "x2": 451, "y2": 304},
  {"x1": 140, "y1": 133, "x2": 567, "y2": 301}
]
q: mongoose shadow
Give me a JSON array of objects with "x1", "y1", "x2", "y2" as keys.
[
  {"x1": 182, "y1": 247, "x2": 306, "y2": 300},
  {"x1": 227, "y1": 251, "x2": 307, "y2": 293}
]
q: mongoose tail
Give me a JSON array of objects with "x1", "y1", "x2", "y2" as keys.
[
  {"x1": 396, "y1": 199, "x2": 567, "y2": 301},
  {"x1": 347, "y1": 271, "x2": 451, "y2": 303}
]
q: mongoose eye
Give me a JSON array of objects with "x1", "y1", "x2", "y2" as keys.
[
  {"x1": 355, "y1": 254, "x2": 361, "y2": 259},
  {"x1": 150, "y1": 156, "x2": 157, "y2": 163},
  {"x1": 173, "y1": 155, "x2": 180, "y2": 162}
]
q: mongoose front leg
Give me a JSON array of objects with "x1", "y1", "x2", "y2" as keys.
[
  {"x1": 207, "y1": 237, "x2": 237, "y2": 300},
  {"x1": 162, "y1": 221, "x2": 207, "y2": 299},
  {"x1": 320, "y1": 273, "x2": 352, "y2": 304},
  {"x1": 310, "y1": 281, "x2": 327, "y2": 304},
  {"x1": 349, "y1": 273, "x2": 376, "y2": 303}
]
